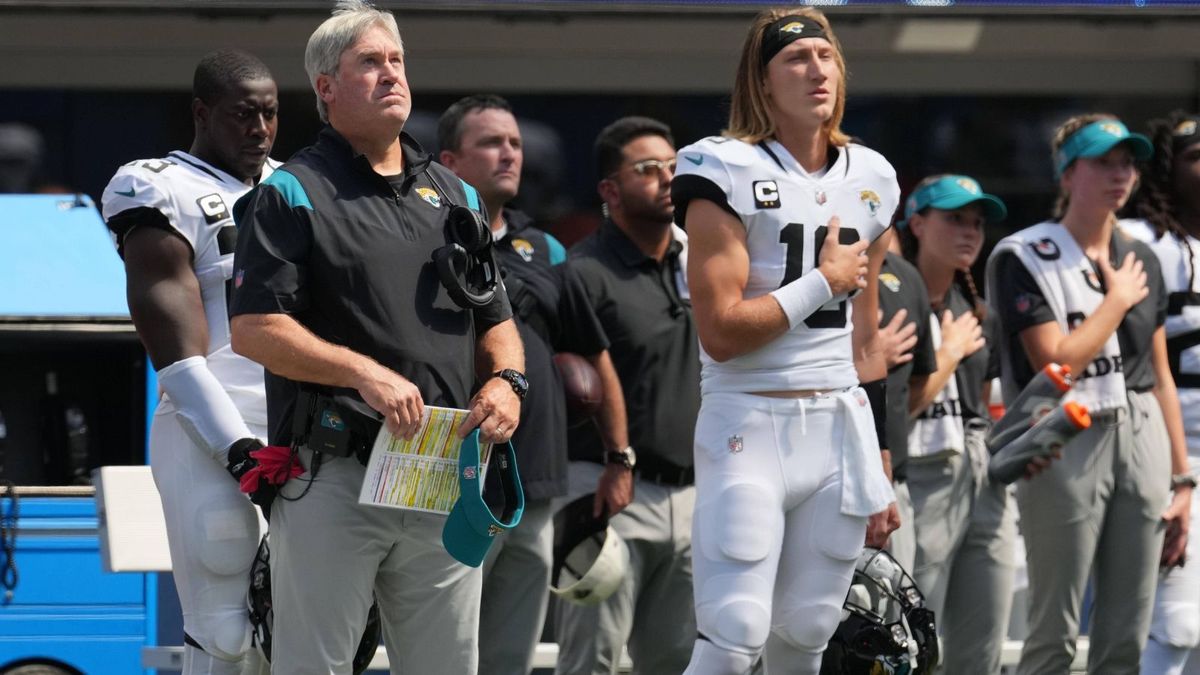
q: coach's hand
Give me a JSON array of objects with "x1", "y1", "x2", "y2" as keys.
[
  {"x1": 865, "y1": 502, "x2": 900, "y2": 548},
  {"x1": 595, "y1": 463, "x2": 634, "y2": 519},
  {"x1": 817, "y1": 217, "x2": 869, "y2": 296},
  {"x1": 358, "y1": 361, "x2": 424, "y2": 440},
  {"x1": 459, "y1": 376, "x2": 521, "y2": 444}
]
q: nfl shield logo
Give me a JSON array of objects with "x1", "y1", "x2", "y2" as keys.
[{"x1": 728, "y1": 435, "x2": 744, "y2": 454}]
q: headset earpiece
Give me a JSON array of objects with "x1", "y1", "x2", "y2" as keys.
[
  {"x1": 447, "y1": 205, "x2": 492, "y2": 253},
  {"x1": 425, "y1": 170, "x2": 500, "y2": 309}
]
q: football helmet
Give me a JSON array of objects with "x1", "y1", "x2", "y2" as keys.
[
  {"x1": 820, "y1": 547, "x2": 938, "y2": 675},
  {"x1": 248, "y1": 534, "x2": 382, "y2": 675},
  {"x1": 549, "y1": 493, "x2": 630, "y2": 606}
]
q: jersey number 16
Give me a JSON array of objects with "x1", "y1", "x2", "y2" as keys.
[{"x1": 779, "y1": 223, "x2": 859, "y2": 329}]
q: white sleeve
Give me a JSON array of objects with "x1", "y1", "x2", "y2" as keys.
[
  {"x1": 101, "y1": 163, "x2": 192, "y2": 252},
  {"x1": 672, "y1": 138, "x2": 743, "y2": 224}
]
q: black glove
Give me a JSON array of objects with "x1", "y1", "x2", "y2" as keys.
[{"x1": 226, "y1": 437, "x2": 278, "y2": 509}]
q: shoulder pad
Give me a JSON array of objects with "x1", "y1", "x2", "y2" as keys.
[
  {"x1": 101, "y1": 162, "x2": 172, "y2": 221},
  {"x1": 847, "y1": 143, "x2": 898, "y2": 181},
  {"x1": 682, "y1": 136, "x2": 759, "y2": 168}
]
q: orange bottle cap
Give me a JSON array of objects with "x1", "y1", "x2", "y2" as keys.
[
  {"x1": 1045, "y1": 363, "x2": 1072, "y2": 392},
  {"x1": 1063, "y1": 401, "x2": 1091, "y2": 429}
]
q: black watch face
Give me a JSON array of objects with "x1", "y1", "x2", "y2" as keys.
[{"x1": 513, "y1": 371, "x2": 529, "y2": 389}]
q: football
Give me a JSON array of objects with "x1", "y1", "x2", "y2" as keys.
[{"x1": 553, "y1": 352, "x2": 603, "y2": 425}]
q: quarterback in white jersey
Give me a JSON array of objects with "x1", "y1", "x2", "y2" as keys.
[
  {"x1": 100, "y1": 50, "x2": 279, "y2": 675},
  {"x1": 674, "y1": 9, "x2": 899, "y2": 675},
  {"x1": 675, "y1": 134, "x2": 898, "y2": 394}
]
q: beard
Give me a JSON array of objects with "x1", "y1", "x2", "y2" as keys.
[{"x1": 621, "y1": 194, "x2": 674, "y2": 226}]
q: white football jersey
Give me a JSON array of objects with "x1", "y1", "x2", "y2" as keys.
[
  {"x1": 1122, "y1": 219, "x2": 1200, "y2": 453},
  {"x1": 675, "y1": 136, "x2": 899, "y2": 394},
  {"x1": 101, "y1": 151, "x2": 279, "y2": 425}
]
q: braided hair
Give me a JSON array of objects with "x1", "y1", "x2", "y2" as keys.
[
  {"x1": 899, "y1": 175, "x2": 988, "y2": 321},
  {"x1": 1125, "y1": 110, "x2": 1199, "y2": 293}
]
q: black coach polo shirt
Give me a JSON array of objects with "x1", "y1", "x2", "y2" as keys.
[
  {"x1": 230, "y1": 126, "x2": 512, "y2": 446},
  {"x1": 494, "y1": 208, "x2": 608, "y2": 499},
  {"x1": 567, "y1": 220, "x2": 700, "y2": 470}
]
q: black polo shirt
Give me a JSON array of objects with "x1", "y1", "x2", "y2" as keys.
[
  {"x1": 230, "y1": 126, "x2": 512, "y2": 446},
  {"x1": 493, "y1": 208, "x2": 608, "y2": 499},
  {"x1": 567, "y1": 220, "x2": 700, "y2": 470},
  {"x1": 878, "y1": 253, "x2": 937, "y2": 479},
  {"x1": 992, "y1": 231, "x2": 1166, "y2": 393},
  {"x1": 937, "y1": 284, "x2": 1000, "y2": 422}
]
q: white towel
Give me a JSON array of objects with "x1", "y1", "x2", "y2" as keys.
[
  {"x1": 987, "y1": 222, "x2": 1127, "y2": 412},
  {"x1": 837, "y1": 388, "x2": 896, "y2": 517},
  {"x1": 908, "y1": 314, "x2": 966, "y2": 460}
]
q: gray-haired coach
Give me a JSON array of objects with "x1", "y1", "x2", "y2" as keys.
[{"x1": 228, "y1": 1, "x2": 525, "y2": 673}]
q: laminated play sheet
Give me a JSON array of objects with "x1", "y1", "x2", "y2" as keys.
[{"x1": 358, "y1": 406, "x2": 492, "y2": 514}]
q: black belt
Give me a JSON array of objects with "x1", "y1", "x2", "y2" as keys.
[{"x1": 635, "y1": 458, "x2": 694, "y2": 487}]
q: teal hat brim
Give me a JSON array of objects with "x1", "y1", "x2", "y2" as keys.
[
  {"x1": 899, "y1": 175, "x2": 1007, "y2": 228},
  {"x1": 926, "y1": 192, "x2": 1008, "y2": 225},
  {"x1": 1056, "y1": 120, "x2": 1153, "y2": 176},
  {"x1": 442, "y1": 431, "x2": 524, "y2": 568}
]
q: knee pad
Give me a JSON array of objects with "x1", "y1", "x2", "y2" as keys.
[
  {"x1": 1153, "y1": 601, "x2": 1200, "y2": 648},
  {"x1": 696, "y1": 572, "x2": 772, "y2": 655},
  {"x1": 189, "y1": 610, "x2": 253, "y2": 663},
  {"x1": 685, "y1": 636, "x2": 760, "y2": 675},
  {"x1": 773, "y1": 598, "x2": 845, "y2": 654},
  {"x1": 183, "y1": 643, "x2": 245, "y2": 675}
]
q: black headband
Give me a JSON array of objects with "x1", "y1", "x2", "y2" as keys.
[
  {"x1": 761, "y1": 15, "x2": 829, "y2": 68},
  {"x1": 1172, "y1": 117, "x2": 1200, "y2": 153}
]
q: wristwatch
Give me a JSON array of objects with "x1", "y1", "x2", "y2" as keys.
[
  {"x1": 493, "y1": 369, "x2": 529, "y2": 400},
  {"x1": 605, "y1": 446, "x2": 637, "y2": 470},
  {"x1": 1171, "y1": 473, "x2": 1197, "y2": 490}
]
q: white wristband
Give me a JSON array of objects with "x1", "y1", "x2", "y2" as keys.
[
  {"x1": 158, "y1": 355, "x2": 254, "y2": 463},
  {"x1": 769, "y1": 271, "x2": 834, "y2": 330}
]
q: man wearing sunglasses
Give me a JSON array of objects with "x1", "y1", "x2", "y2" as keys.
[{"x1": 554, "y1": 116, "x2": 700, "y2": 675}]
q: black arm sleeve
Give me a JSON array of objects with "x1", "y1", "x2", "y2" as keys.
[{"x1": 671, "y1": 174, "x2": 739, "y2": 230}]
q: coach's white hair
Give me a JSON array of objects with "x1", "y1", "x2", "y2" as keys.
[{"x1": 304, "y1": 0, "x2": 403, "y2": 123}]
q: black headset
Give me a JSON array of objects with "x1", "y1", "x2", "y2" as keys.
[{"x1": 425, "y1": 169, "x2": 500, "y2": 309}]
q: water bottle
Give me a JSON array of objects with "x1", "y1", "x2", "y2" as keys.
[
  {"x1": 986, "y1": 363, "x2": 1072, "y2": 452},
  {"x1": 988, "y1": 401, "x2": 1091, "y2": 485}
]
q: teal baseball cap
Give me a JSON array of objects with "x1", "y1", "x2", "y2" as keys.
[
  {"x1": 899, "y1": 175, "x2": 1007, "y2": 228},
  {"x1": 1055, "y1": 119, "x2": 1153, "y2": 177},
  {"x1": 442, "y1": 430, "x2": 524, "y2": 567}
]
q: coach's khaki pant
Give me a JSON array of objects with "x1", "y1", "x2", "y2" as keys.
[
  {"x1": 270, "y1": 449, "x2": 481, "y2": 675},
  {"x1": 479, "y1": 498, "x2": 555, "y2": 675},
  {"x1": 908, "y1": 420, "x2": 1016, "y2": 675},
  {"x1": 554, "y1": 461, "x2": 696, "y2": 675},
  {"x1": 1017, "y1": 390, "x2": 1171, "y2": 675}
]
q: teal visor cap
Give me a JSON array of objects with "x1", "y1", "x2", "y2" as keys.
[
  {"x1": 899, "y1": 174, "x2": 1007, "y2": 228},
  {"x1": 442, "y1": 430, "x2": 524, "y2": 567},
  {"x1": 1055, "y1": 119, "x2": 1152, "y2": 177}
]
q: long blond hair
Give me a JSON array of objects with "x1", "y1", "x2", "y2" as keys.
[
  {"x1": 1051, "y1": 112, "x2": 1119, "y2": 220},
  {"x1": 725, "y1": 7, "x2": 850, "y2": 147}
]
